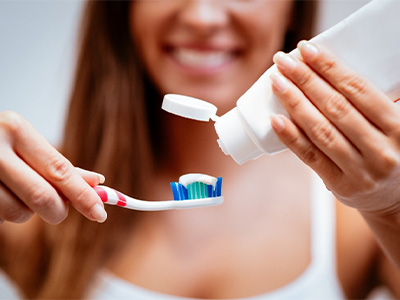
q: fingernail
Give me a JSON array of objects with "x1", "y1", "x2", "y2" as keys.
[
  {"x1": 270, "y1": 71, "x2": 290, "y2": 93},
  {"x1": 273, "y1": 51, "x2": 297, "y2": 71},
  {"x1": 98, "y1": 174, "x2": 105, "y2": 184},
  {"x1": 90, "y1": 203, "x2": 107, "y2": 223},
  {"x1": 270, "y1": 114, "x2": 286, "y2": 132},
  {"x1": 298, "y1": 40, "x2": 318, "y2": 58}
]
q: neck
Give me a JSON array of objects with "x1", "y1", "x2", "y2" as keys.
[
  {"x1": 151, "y1": 112, "x2": 311, "y2": 203},
  {"x1": 158, "y1": 115, "x2": 236, "y2": 177}
]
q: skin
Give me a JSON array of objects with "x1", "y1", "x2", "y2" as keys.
[
  {"x1": 1, "y1": 0, "x2": 399, "y2": 299},
  {"x1": 130, "y1": 0, "x2": 292, "y2": 113},
  {"x1": 110, "y1": 1, "x2": 399, "y2": 298},
  {"x1": 270, "y1": 41, "x2": 400, "y2": 268},
  {"x1": 0, "y1": 112, "x2": 106, "y2": 224}
]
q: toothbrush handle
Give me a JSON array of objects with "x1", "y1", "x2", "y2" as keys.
[
  {"x1": 93, "y1": 185, "x2": 223, "y2": 211},
  {"x1": 94, "y1": 185, "x2": 127, "y2": 207}
]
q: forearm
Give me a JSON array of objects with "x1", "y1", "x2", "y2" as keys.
[
  {"x1": 269, "y1": 40, "x2": 400, "y2": 269},
  {"x1": 361, "y1": 208, "x2": 400, "y2": 270}
]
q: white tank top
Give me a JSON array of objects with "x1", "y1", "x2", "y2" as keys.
[{"x1": 89, "y1": 173, "x2": 345, "y2": 300}]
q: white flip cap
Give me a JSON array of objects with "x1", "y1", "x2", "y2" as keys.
[{"x1": 162, "y1": 94, "x2": 218, "y2": 122}]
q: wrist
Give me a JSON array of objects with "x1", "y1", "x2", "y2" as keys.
[{"x1": 360, "y1": 202, "x2": 400, "y2": 228}]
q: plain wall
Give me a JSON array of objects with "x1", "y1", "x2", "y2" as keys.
[
  {"x1": 0, "y1": 0, "x2": 370, "y2": 145},
  {"x1": 0, "y1": 0, "x2": 83, "y2": 145}
]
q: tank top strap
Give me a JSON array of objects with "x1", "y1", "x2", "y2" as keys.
[{"x1": 310, "y1": 172, "x2": 337, "y2": 272}]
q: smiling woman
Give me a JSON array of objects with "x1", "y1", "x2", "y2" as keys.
[
  {"x1": 130, "y1": 0, "x2": 310, "y2": 112},
  {"x1": 1, "y1": 0, "x2": 400, "y2": 299}
]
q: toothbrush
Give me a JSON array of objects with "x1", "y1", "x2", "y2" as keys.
[{"x1": 93, "y1": 174, "x2": 223, "y2": 211}]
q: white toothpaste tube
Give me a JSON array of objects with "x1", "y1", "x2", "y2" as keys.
[
  {"x1": 163, "y1": 0, "x2": 400, "y2": 165},
  {"x1": 215, "y1": 0, "x2": 400, "y2": 164}
]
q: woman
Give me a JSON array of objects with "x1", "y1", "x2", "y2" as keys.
[{"x1": 1, "y1": 1, "x2": 399, "y2": 299}]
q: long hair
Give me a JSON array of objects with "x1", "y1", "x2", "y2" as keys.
[
  {"x1": 7, "y1": 1, "x2": 318, "y2": 298},
  {"x1": 28, "y1": 2, "x2": 153, "y2": 298}
]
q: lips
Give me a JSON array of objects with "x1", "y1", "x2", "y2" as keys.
[
  {"x1": 172, "y1": 47, "x2": 235, "y2": 68},
  {"x1": 165, "y1": 44, "x2": 240, "y2": 73}
]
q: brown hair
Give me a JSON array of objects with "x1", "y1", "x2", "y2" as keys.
[
  {"x1": 7, "y1": 1, "x2": 318, "y2": 298},
  {"x1": 284, "y1": 0, "x2": 318, "y2": 52}
]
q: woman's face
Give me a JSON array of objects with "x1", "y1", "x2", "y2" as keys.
[{"x1": 130, "y1": 0, "x2": 293, "y2": 112}]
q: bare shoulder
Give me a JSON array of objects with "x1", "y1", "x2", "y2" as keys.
[
  {"x1": 1, "y1": 217, "x2": 40, "y2": 243},
  {"x1": 1, "y1": 217, "x2": 42, "y2": 268}
]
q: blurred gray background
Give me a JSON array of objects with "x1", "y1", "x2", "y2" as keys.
[{"x1": 0, "y1": 0, "x2": 371, "y2": 145}]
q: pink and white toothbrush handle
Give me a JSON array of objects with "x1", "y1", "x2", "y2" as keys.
[
  {"x1": 93, "y1": 185, "x2": 223, "y2": 211},
  {"x1": 94, "y1": 186, "x2": 129, "y2": 208}
]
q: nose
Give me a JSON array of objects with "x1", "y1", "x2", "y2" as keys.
[{"x1": 177, "y1": 0, "x2": 229, "y2": 35}]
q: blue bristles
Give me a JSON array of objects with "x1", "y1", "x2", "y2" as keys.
[{"x1": 170, "y1": 177, "x2": 222, "y2": 201}]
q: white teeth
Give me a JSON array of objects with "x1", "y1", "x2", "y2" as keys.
[{"x1": 172, "y1": 48, "x2": 233, "y2": 68}]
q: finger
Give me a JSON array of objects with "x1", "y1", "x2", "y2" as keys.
[
  {"x1": 0, "y1": 112, "x2": 107, "y2": 223},
  {"x1": 297, "y1": 41, "x2": 399, "y2": 134},
  {"x1": 2, "y1": 113, "x2": 107, "y2": 223},
  {"x1": 0, "y1": 181, "x2": 34, "y2": 223},
  {"x1": 270, "y1": 114, "x2": 342, "y2": 189},
  {"x1": 270, "y1": 70, "x2": 363, "y2": 175},
  {"x1": 0, "y1": 147, "x2": 68, "y2": 224},
  {"x1": 272, "y1": 50, "x2": 389, "y2": 163},
  {"x1": 75, "y1": 168, "x2": 105, "y2": 187}
]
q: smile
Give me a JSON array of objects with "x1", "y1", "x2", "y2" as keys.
[{"x1": 170, "y1": 47, "x2": 236, "y2": 70}]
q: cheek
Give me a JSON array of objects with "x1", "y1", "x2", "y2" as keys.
[
  {"x1": 130, "y1": 6, "x2": 153, "y2": 47},
  {"x1": 129, "y1": 4, "x2": 164, "y2": 68},
  {"x1": 242, "y1": 23, "x2": 288, "y2": 78},
  {"x1": 247, "y1": 1, "x2": 292, "y2": 49}
]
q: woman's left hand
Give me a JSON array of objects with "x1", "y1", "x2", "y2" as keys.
[{"x1": 270, "y1": 40, "x2": 400, "y2": 216}]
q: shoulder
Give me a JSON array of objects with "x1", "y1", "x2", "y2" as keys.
[
  {"x1": 1, "y1": 216, "x2": 43, "y2": 297},
  {"x1": 1, "y1": 216, "x2": 41, "y2": 253}
]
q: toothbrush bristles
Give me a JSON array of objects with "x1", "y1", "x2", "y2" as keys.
[{"x1": 170, "y1": 177, "x2": 222, "y2": 201}]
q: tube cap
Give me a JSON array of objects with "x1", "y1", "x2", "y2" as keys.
[
  {"x1": 162, "y1": 94, "x2": 218, "y2": 122},
  {"x1": 162, "y1": 94, "x2": 264, "y2": 165}
]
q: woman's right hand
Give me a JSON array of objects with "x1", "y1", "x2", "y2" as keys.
[{"x1": 0, "y1": 111, "x2": 107, "y2": 225}]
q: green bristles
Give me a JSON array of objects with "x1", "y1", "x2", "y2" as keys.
[{"x1": 187, "y1": 182, "x2": 208, "y2": 199}]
